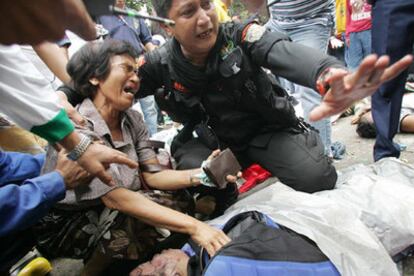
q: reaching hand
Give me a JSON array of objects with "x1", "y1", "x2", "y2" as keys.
[
  {"x1": 57, "y1": 91, "x2": 87, "y2": 127},
  {"x1": 55, "y1": 150, "x2": 93, "y2": 190},
  {"x1": 329, "y1": 36, "x2": 344, "y2": 49},
  {"x1": 0, "y1": 0, "x2": 96, "y2": 45},
  {"x1": 310, "y1": 54, "x2": 413, "y2": 122},
  {"x1": 190, "y1": 221, "x2": 231, "y2": 256},
  {"x1": 77, "y1": 143, "x2": 138, "y2": 186}
]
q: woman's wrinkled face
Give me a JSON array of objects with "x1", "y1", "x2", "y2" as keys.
[
  {"x1": 95, "y1": 54, "x2": 139, "y2": 111},
  {"x1": 166, "y1": 0, "x2": 219, "y2": 57}
]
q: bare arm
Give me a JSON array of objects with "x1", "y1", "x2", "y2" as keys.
[
  {"x1": 102, "y1": 187, "x2": 230, "y2": 256},
  {"x1": 0, "y1": 0, "x2": 95, "y2": 45},
  {"x1": 33, "y1": 42, "x2": 71, "y2": 85},
  {"x1": 141, "y1": 150, "x2": 239, "y2": 190},
  {"x1": 142, "y1": 166, "x2": 202, "y2": 190}
]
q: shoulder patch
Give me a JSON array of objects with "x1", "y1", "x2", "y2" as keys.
[{"x1": 243, "y1": 24, "x2": 266, "y2": 43}]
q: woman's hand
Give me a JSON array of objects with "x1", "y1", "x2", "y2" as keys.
[
  {"x1": 189, "y1": 220, "x2": 231, "y2": 256},
  {"x1": 310, "y1": 54, "x2": 413, "y2": 122},
  {"x1": 56, "y1": 91, "x2": 87, "y2": 127}
]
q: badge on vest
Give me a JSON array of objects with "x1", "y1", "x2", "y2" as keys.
[{"x1": 219, "y1": 47, "x2": 243, "y2": 78}]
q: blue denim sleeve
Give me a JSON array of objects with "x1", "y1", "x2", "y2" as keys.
[
  {"x1": 139, "y1": 19, "x2": 153, "y2": 46},
  {"x1": 0, "y1": 151, "x2": 65, "y2": 236}
]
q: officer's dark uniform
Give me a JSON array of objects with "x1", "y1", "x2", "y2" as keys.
[
  {"x1": 63, "y1": 22, "x2": 343, "y2": 216},
  {"x1": 138, "y1": 22, "x2": 342, "y2": 197}
]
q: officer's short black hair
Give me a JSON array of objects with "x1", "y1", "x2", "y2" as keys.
[
  {"x1": 152, "y1": 0, "x2": 172, "y2": 19},
  {"x1": 67, "y1": 39, "x2": 138, "y2": 97}
]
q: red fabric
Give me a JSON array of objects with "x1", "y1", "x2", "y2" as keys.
[
  {"x1": 239, "y1": 164, "x2": 271, "y2": 194},
  {"x1": 345, "y1": 0, "x2": 372, "y2": 39}
]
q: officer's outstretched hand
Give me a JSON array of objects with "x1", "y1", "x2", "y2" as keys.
[{"x1": 309, "y1": 54, "x2": 413, "y2": 122}]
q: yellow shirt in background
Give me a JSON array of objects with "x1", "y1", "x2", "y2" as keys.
[
  {"x1": 335, "y1": 0, "x2": 347, "y2": 35},
  {"x1": 214, "y1": 0, "x2": 231, "y2": 23}
]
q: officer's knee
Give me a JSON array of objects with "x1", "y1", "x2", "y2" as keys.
[
  {"x1": 296, "y1": 163, "x2": 337, "y2": 193},
  {"x1": 279, "y1": 161, "x2": 337, "y2": 193}
]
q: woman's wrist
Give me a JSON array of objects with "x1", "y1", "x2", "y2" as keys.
[
  {"x1": 188, "y1": 169, "x2": 202, "y2": 186},
  {"x1": 185, "y1": 217, "x2": 201, "y2": 236}
]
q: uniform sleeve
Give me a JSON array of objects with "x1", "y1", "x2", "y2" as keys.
[
  {"x1": 0, "y1": 151, "x2": 45, "y2": 185},
  {"x1": 239, "y1": 23, "x2": 345, "y2": 90},
  {"x1": 0, "y1": 151, "x2": 65, "y2": 236},
  {"x1": 0, "y1": 45, "x2": 74, "y2": 143},
  {"x1": 137, "y1": 51, "x2": 164, "y2": 98},
  {"x1": 139, "y1": 19, "x2": 153, "y2": 46}
]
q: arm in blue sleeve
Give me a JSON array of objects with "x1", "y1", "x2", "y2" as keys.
[
  {"x1": 0, "y1": 151, "x2": 45, "y2": 185},
  {"x1": 0, "y1": 172, "x2": 65, "y2": 236},
  {"x1": 139, "y1": 19, "x2": 153, "y2": 46}
]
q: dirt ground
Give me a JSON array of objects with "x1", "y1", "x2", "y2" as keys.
[{"x1": 51, "y1": 115, "x2": 414, "y2": 275}]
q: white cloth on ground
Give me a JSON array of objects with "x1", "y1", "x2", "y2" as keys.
[{"x1": 210, "y1": 158, "x2": 414, "y2": 276}]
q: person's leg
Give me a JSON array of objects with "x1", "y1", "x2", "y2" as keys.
[
  {"x1": 246, "y1": 130, "x2": 337, "y2": 193},
  {"x1": 347, "y1": 31, "x2": 364, "y2": 72},
  {"x1": 360, "y1": 29, "x2": 372, "y2": 59},
  {"x1": 286, "y1": 24, "x2": 333, "y2": 153},
  {"x1": 139, "y1": 96, "x2": 159, "y2": 136},
  {"x1": 371, "y1": 0, "x2": 414, "y2": 161}
]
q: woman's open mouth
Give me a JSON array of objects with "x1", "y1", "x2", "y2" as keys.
[
  {"x1": 123, "y1": 83, "x2": 138, "y2": 95},
  {"x1": 197, "y1": 29, "x2": 212, "y2": 39}
]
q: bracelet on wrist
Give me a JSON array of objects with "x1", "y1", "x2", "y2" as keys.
[{"x1": 67, "y1": 134, "x2": 92, "y2": 161}]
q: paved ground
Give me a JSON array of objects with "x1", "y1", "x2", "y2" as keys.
[
  {"x1": 51, "y1": 115, "x2": 414, "y2": 275},
  {"x1": 332, "y1": 116, "x2": 414, "y2": 170}
]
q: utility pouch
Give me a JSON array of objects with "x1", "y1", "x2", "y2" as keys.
[{"x1": 195, "y1": 123, "x2": 219, "y2": 150}]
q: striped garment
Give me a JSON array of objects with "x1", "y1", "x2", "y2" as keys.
[{"x1": 267, "y1": 0, "x2": 335, "y2": 30}]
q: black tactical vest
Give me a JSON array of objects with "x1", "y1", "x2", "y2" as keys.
[{"x1": 148, "y1": 22, "x2": 299, "y2": 150}]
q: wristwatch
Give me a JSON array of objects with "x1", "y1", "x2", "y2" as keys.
[
  {"x1": 316, "y1": 67, "x2": 333, "y2": 96},
  {"x1": 67, "y1": 134, "x2": 92, "y2": 161}
]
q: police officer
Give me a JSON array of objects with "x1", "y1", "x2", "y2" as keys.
[{"x1": 61, "y1": 0, "x2": 412, "y2": 215}]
